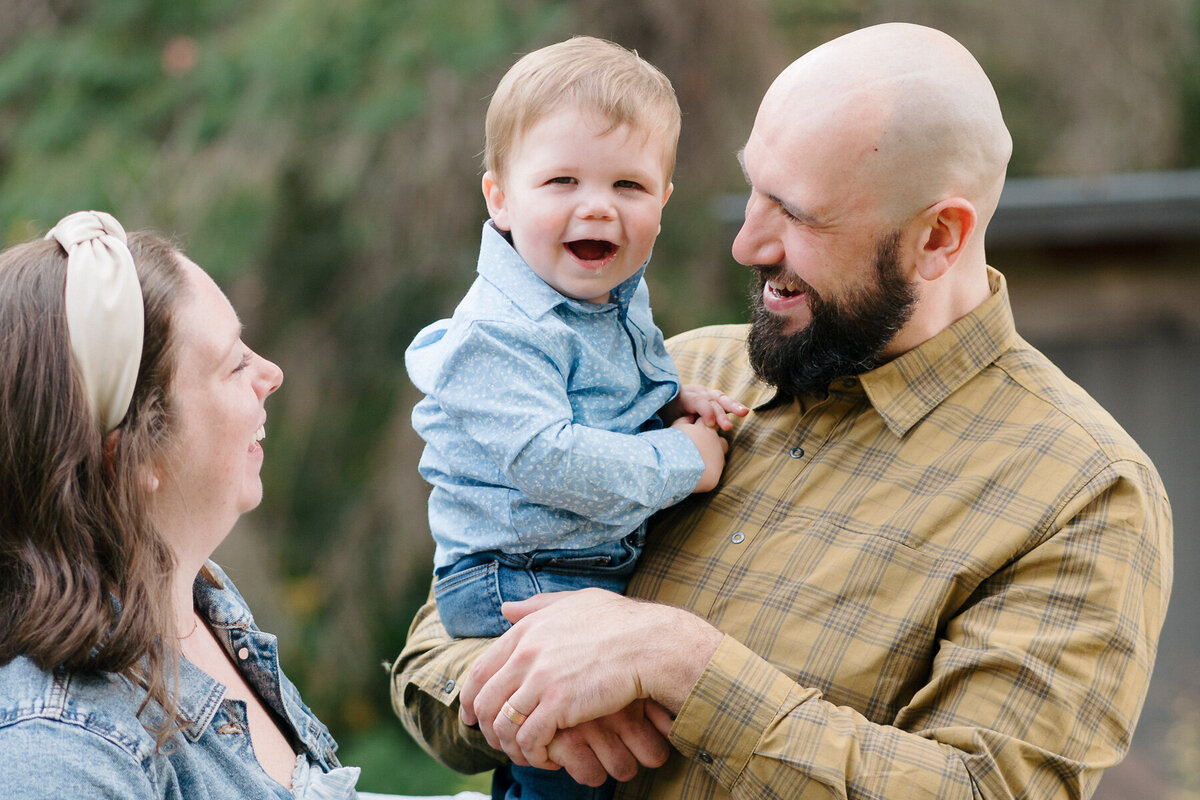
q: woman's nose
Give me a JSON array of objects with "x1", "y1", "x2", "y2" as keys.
[{"x1": 255, "y1": 354, "x2": 284, "y2": 397}]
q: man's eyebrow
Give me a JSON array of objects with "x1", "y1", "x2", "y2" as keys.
[{"x1": 735, "y1": 148, "x2": 822, "y2": 226}]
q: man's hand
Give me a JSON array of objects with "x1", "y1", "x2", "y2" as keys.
[{"x1": 459, "y1": 589, "x2": 722, "y2": 774}]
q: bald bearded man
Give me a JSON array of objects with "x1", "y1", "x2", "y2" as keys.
[{"x1": 392, "y1": 23, "x2": 1172, "y2": 800}]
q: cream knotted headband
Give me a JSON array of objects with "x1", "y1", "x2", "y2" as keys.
[{"x1": 44, "y1": 211, "x2": 145, "y2": 432}]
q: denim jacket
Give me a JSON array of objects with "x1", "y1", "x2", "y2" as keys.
[{"x1": 0, "y1": 562, "x2": 351, "y2": 799}]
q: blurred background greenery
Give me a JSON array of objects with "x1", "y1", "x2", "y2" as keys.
[{"x1": 2, "y1": 0, "x2": 1198, "y2": 796}]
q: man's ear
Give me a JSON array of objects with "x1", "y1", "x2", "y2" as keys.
[
  {"x1": 481, "y1": 172, "x2": 510, "y2": 230},
  {"x1": 912, "y1": 198, "x2": 976, "y2": 281}
]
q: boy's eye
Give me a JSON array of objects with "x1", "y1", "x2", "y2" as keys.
[
  {"x1": 548, "y1": 176, "x2": 577, "y2": 185},
  {"x1": 615, "y1": 180, "x2": 644, "y2": 191}
]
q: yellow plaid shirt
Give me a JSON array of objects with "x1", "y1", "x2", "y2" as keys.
[{"x1": 392, "y1": 269, "x2": 1172, "y2": 799}]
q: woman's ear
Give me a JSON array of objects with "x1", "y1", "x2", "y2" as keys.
[
  {"x1": 104, "y1": 428, "x2": 159, "y2": 490},
  {"x1": 912, "y1": 198, "x2": 976, "y2": 281},
  {"x1": 481, "y1": 172, "x2": 510, "y2": 230}
]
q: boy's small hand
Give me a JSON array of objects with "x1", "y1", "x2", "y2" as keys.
[
  {"x1": 671, "y1": 417, "x2": 728, "y2": 492},
  {"x1": 666, "y1": 384, "x2": 749, "y2": 431}
]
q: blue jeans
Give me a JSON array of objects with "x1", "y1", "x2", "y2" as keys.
[
  {"x1": 492, "y1": 762, "x2": 615, "y2": 800},
  {"x1": 434, "y1": 529, "x2": 644, "y2": 639},
  {"x1": 435, "y1": 530, "x2": 643, "y2": 800}
]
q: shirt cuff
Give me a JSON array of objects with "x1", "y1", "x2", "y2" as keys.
[
  {"x1": 669, "y1": 635, "x2": 817, "y2": 791},
  {"x1": 640, "y1": 426, "x2": 707, "y2": 507}
]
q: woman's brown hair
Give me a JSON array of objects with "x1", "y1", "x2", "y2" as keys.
[{"x1": 0, "y1": 230, "x2": 191, "y2": 744}]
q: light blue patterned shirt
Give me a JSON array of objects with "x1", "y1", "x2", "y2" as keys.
[{"x1": 407, "y1": 222, "x2": 705, "y2": 569}]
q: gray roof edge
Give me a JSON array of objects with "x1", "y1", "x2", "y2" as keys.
[{"x1": 712, "y1": 170, "x2": 1200, "y2": 244}]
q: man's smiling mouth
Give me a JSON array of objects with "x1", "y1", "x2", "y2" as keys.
[{"x1": 766, "y1": 276, "x2": 805, "y2": 298}]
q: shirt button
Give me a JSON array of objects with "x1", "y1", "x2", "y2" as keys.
[
  {"x1": 237, "y1": 647, "x2": 250, "y2": 660},
  {"x1": 789, "y1": 447, "x2": 804, "y2": 458},
  {"x1": 444, "y1": 680, "x2": 456, "y2": 694},
  {"x1": 698, "y1": 752, "x2": 714, "y2": 764},
  {"x1": 731, "y1": 532, "x2": 745, "y2": 544}
]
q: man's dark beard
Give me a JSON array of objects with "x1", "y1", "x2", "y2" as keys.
[{"x1": 746, "y1": 231, "x2": 916, "y2": 397}]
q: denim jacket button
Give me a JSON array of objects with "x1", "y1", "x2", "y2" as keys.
[{"x1": 237, "y1": 648, "x2": 250, "y2": 660}]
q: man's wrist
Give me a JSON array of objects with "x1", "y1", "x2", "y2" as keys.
[{"x1": 639, "y1": 605, "x2": 724, "y2": 715}]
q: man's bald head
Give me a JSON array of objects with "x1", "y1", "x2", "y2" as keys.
[{"x1": 760, "y1": 23, "x2": 1011, "y2": 229}]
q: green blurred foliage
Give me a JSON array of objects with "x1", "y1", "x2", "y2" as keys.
[{"x1": 2, "y1": 0, "x2": 1198, "y2": 793}]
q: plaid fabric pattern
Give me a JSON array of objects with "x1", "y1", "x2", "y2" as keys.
[{"x1": 392, "y1": 269, "x2": 1172, "y2": 800}]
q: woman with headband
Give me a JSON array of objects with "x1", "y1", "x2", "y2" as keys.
[{"x1": 0, "y1": 211, "x2": 361, "y2": 799}]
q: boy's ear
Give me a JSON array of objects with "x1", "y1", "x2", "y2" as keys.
[
  {"x1": 481, "y1": 172, "x2": 511, "y2": 230},
  {"x1": 655, "y1": 182, "x2": 674, "y2": 236}
]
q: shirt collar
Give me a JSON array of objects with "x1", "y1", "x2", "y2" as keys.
[
  {"x1": 174, "y1": 655, "x2": 228, "y2": 742},
  {"x1": 860, "y1": 267, "x2": 1020, "y2": 437},
  {"x1": 164, "y1": 567, "x2": 254, "y2": 741},
  {"x1": 475, "y1": 221, "x2": 647, "y2": 319}
]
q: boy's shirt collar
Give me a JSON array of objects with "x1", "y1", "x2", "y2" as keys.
[{"x1": 477, "y1": 221, "x2": 647, "y2": 320}]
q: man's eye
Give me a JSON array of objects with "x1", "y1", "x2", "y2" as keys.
[
  {"x1": 778, "y1": 204, "x2": 802, "y2": 223},
  {"x1": 615, "y1": 180, "x2": 644, "y2": 190}
]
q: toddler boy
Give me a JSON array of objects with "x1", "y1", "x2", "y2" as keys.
[{"x1": 405, "y1": 36, "x2": 745, "y2": 800}]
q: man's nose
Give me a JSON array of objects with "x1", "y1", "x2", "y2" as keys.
[{"x1": 731, "y1": 193, "x2": 783, "y2": 266}]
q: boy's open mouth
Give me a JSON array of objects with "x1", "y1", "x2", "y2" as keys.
[{"x1": 566, "y1": 239, "x2": 617, "y2": 263}]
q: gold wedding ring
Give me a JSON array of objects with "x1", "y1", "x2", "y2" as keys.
[{"x1": 500, "y1": 701, "x2": 528, "y2": 727}]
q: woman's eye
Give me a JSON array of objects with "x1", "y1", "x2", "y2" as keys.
[{"x1": 233, "y1": 353, "x2": 252, "y2": 374}]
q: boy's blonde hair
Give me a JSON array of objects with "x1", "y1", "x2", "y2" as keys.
[{"x1": 484, "y1": 36, "x2": 681, "y2": 181}]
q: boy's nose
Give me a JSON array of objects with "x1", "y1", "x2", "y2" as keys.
[{"x1": 577, "y1": 189, "x2": 616, "y2": 220}]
